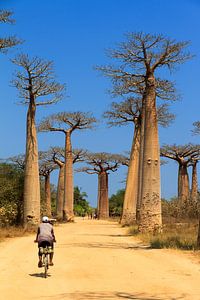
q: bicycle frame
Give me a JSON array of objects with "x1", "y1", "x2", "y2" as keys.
[{"x1": 39, "y1": 246, "x2": 53, "y2": 278}]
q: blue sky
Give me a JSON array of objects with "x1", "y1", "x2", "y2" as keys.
[{"x1": 0, "y1": 0, "x2": 200, "y2": 206}]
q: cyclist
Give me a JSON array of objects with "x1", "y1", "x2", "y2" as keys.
[{"x1": 34, "y1": 216, "x2": 56, "y2": 268}]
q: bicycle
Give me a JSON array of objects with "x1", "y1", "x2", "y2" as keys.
[{"x1": 39, "y1": 245, "x2": 53, "y2": 278}]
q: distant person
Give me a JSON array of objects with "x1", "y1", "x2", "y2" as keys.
[{"x1": 34, "y1": 216, "x2": 56, "y2": 268}]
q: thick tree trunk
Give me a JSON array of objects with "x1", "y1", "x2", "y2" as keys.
[
  {"x1": 45, "y1": 174, "x2": 51, "y2": 217},
  {"x1": 56, "y1": 163, "x2": 65, "y2": 220},
  {"x1": 23, "y1": 103, "x2": 40, "y2": 227},
  {"x1": 63, "y1": 131, "x2": 74, "y2": 222},
  {"x1": 121, "y1": 123, "x2": 141, "y2": 226},
  {"x1": 178, "y1": 164, "x2": 190, "y2": 202},
  {"x1": 138, "y1": 74, "x2": 162, "y2": 233},
  {"x1": 98, "y1": 171, "x2": 109, "y2": 219},
  {"x1": 197, "y1": 219, "x2": 200, "y2": 250},
  {"x1": 191, "y1": 162, "x2": 198, "y2": 202},
  {"x1": 137, "y1": 99, "x2": 145, "y2": 221}
]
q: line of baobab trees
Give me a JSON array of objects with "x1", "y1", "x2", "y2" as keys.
[{"x1": 1, "y1": 10, "x2": 200, "y2": 239}]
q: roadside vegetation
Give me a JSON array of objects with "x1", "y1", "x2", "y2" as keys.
[{"x1": 128, "y1": 196, "x2": 200, "y2": 250}]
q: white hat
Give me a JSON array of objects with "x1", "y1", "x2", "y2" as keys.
[{"x1": 42, "y1": 216, "x2": 49, "y2": 222}]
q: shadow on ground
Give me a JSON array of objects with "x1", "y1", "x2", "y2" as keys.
[
  {"x1": 42, "y1": 291, "x2": 187, "y2": 300},
  {"x1": 29, "y1": 272, "x2": 51, "y2": 278},
  {"x1": 57, "y1": 242, "x2": 150, "y2": 250}
]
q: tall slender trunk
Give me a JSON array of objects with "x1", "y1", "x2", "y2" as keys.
[
  {"x1": 98, "y1": 171, "x2": 109, "y2": 219},
  {"x1": 121, "y1": 122, "x2": 141, "y2": 225},
  {"x1": 191, "y1": 161, "x2": 198, "y2": 202},
  {"x1": 178, "y1": 164, "x2": 190, "y2": 202},
  {"x1": 45, "y1": 173, "x2": 51, "y2": 217},
  {"x1": 137, "y1": 99, "x2": 145, "y2": 221},
  {"x1": 63, "y1": 131, "x2": 74, "y2": 221},
  {"x1": 138, "y1": 74, "x2": 162, "y2": 233},
  {"x1": 97, "y1": 174, "x2": 100, "y2": 218},
  {"x1": 23, "y1": 102, "x2": 40, "y2": 227},
  {"x1": 56, "y1": 163, "x2": 65, "y2": 220}
]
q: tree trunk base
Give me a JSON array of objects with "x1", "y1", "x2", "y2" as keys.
[
  {"x1": 23, "y1": 214, "x2": 40, "y2": 228},
  {"x1": 98, "y1": 213, "x2": 109, "y2": 220},
  {"x1": 138, "y1": 213, "x2": 162, "y2": 233},
  {"x1": 120, "y1": 212, "x2": 136, "y2": 226},
  {"x1": 63, "y1": 210, "x2": 74, "y2": 222}
]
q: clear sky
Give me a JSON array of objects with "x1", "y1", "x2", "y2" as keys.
[{"x1": 0, "y1": 0, "x2": 200, "y2": 207}]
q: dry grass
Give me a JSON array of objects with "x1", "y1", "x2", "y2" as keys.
[
  {"x1": 0, "y1": 226, "x2": 36, "y2": 242},
  {"x1": 128, "y1": 221, "x2": 199, "y2": 250}
]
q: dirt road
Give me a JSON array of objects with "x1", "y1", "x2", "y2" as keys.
[{"x1": 0, "y1": 218, "x2": 200, "y2": 300}]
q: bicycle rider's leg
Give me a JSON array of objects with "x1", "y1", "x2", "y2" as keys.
[
  {"x1": 49, "y1": 242, "x2": 54, "y2": 265},
  {"x1": 38, "y1": 241, "x2": 46, "y2": 267}
]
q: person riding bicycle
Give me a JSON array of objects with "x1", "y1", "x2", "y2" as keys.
[{"x1": 34, "y1": 216, "x2": 56, "y2": 268}]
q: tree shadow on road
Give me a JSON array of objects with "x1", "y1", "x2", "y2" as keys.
[
  {"x1": 77, "y1": 233, "x2": 132, "y2": 237},
  {"x1": 58, "y1": 242, "x2": 150, "y2": 250},
  {"x1": 43, "y1": 291, "x2": 187, "y2": 300}
]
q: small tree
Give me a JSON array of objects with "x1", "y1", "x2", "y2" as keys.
[
  {"x1": 39, "y1": 151, "x2": 58, "y2": 217},
  {"x1": 74, "y1": 186, "x2": 90, "y2": 217},
  {"x1": 160, "y1": 144, "x2": 200, "y2": 202},
  {"x1": 78, "y1": 152, "x2": 122, "y2": 219},
  {"x1": 109, "y1": 189, "x2": 125, "y2": 217},
  {"x1": 38, "y1": 112, "x2": 96, "y2": 221},
  {"x1": 51, "y1": 146, "x2": 88, "y2": 220},
  {"x1": 0, "y1": 162, "x2": 24, "y2": 226},
  {"x1": 12, "y1": 54, "x2": 65, "y2": 227}
]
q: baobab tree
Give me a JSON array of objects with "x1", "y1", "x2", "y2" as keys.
[
  {"x1": 39, "y1": 151, "x2": 58, "y2": 217},
  {"x1": 104, "y1": 98, "x2": 175, "y2": 225},
  {"x1": 8, "y1": 154, "x2": 25, "y2": 170},
  {"x1": 50, "y1": 146, "x2": 88, "y2": 220},
  {"x1": 38, "y1": 112, "x2": 96, "y2": 221},
  {"x1": 191, "y1": 122, "x2": 200, "y2": 200},
  {"x1": 0, "y1": 10, "x2": 21, "y2": 53},
  {"x1": 78, "y1": 152, "x2": 122, "y2": 219},
  {"x1": 97, "y1": 32, "x2": 191, "y2": 232},
  {"x1": 160, "y1": 144, "x2": 200, "y2": 202},
  {"x1": 12, "y1": 54, "x2": 65, "y2": 227},
  {"x1": 192, "y1": 122, "x2": 200, "y2": 249},
  {"x1": 190, "y1": 159, "x2": 198, "y2": 202}
]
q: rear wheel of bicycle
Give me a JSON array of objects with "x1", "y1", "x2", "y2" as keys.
[{"x1": 44, "y1": 255, "x2": 48, "y2": 278}]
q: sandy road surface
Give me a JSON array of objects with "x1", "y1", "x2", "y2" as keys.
[{"x1": 0, "y1": 218, "x2": 200, "y2": 300}]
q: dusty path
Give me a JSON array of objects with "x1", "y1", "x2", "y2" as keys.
[{"x1": 0, "y1": 218, "x2": 200, "y2": 300}]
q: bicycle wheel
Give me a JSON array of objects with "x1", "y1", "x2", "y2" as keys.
[{"x1": 43, "y1": 254, "x2": 48, "y2": 278}]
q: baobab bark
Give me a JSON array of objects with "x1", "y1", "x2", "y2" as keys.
[
  {"x1": 197, "y1": 219, "x2": 200, "y2": 250},
  {"x1": 137, "y1": 102, "x2": 145, "y2": 220},
  {"x1": 56, "y1": 163, "x2": 65, "y2": 220},
  {"x1": 121, "y1": 123, "x2": 140, "y2": 225},
  {"x1": 97, "y1": 174, "x2": 100, "y2": 218},
  {"x1": 139, "y1": 74, "x2": 162, "y2": 233},
  {"x1": 23, "y1": 101, "x2": 40, "y2": 227},
  {"x1": 178, "y1": 164, "x2": 190, "y2": 202},
  {"x1": 44, "y1": 174, "x2": 51, "y2": 217},
  {"x1": 98, "y1": 171, "x2": 109, "y2": 219},
  {"x1": 191, "y1": 161, "x2": 198, "y2": 202},
  {"x1": 63, "y1": 131, "x2": 74, "y2": 221}
]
